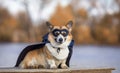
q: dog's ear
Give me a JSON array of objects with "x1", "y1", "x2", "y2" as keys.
[
  {"x1": 46, "y1": 21, "x2": 53, "y2": 30},
  {"x1": 66, "y1": 21, "x2": 73, "y2": 29}
]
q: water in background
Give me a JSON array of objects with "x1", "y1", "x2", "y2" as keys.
[{"x1": 0, "y1": 43, "x2": 120, "y2": 73}]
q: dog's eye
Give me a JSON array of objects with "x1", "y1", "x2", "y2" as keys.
[
  {"x1": 61, "y1": 31, "x2": 66, "y2": 35},
  {"x1": 61, "y1": 29, "x2": 69, "y2": 36},
  {"x1": 55, "y1": 31, "x2": 60, "y2": 35},
  {"x1": 52, "y1": 29, "x2": 60, "y2": 36},
  {"x1": 61, "y1": 31, "x2": 68, "y2": 36}
]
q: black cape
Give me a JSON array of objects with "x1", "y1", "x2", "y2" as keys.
[{"x1": 15, "y1": 33, "x2": 74, "y2": 67}]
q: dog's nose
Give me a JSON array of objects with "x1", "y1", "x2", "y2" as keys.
[{"x1": 59, "y1": 38, "x2": 63, "y2": 42}]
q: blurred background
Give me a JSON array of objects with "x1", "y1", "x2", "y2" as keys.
[
  {"x1": 0, "y1": 0, "x2": 120, "y2": 73},
  {"x1": 0, "y1": 0, "x2": 120, "y2": 44}
]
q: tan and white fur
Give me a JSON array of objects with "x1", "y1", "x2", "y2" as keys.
[{"x1": 18, "y1": 21, "x2": 73, "y2": 69}]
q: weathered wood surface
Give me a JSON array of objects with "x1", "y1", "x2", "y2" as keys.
[{"x1": 0, "y1": 68, "x2": 115, "y2": 73}]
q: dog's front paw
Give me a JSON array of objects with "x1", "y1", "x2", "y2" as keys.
[
  {"x1": 50, "y1": 65, "x2": 57, "y2": 69},
  {"x1": 61, "y1": 64, "x2": 68, "y2": 69}
]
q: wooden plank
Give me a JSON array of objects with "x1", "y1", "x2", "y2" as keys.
[
  {"x1": 0, "y1": 68, "x2": 115, "y2": 73},
  {"x1": 71, "y1": 68, "x2": 115, "y2": 73}
]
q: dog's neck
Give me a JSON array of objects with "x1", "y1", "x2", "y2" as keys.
[
  {"x1": 49, "y1": 44, "x2": 61, "y2": 53},
  {"x1": 47, "y1": 39, "x2": 71, "y2": 54},
  {"x1": 45, "y1": 42, "x2": 69, "y2": 60}
]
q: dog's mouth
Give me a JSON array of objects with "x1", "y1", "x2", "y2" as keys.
[
  {"x1": 58, "y1": 41, "x2": 63, "y2": 44},
  {"x1": 55, "y1": 38, "x2": 64, "y2": 44}
]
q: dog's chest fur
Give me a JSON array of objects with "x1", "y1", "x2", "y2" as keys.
[{"x1": 45, "y1": 43, "x2": 69, "y2": 60}]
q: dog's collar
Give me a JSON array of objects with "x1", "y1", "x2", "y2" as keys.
[{"x1": 49, "y1": 43, "x2": 61, "y2": 53}]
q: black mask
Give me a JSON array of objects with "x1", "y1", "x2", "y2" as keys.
[{"x1": 52, "y1": 29, "x2": 69, "y2": 37}]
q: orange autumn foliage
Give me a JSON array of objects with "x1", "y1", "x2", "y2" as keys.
[
  {"x1": 50, "y1": 4, "x2": 75, "y2": 26},
  {"x1": 0, "y1": 7, "x2": 18, "y2": 42},
  {"x1": 77, "y1": 8, "x2": 88, "y2": 18}
]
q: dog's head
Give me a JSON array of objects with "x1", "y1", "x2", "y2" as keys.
[{"x1": 46, "y1": 21, "x2": 73, "y2": 45}]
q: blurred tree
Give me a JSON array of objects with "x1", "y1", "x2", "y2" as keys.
[
  {"x1": 115, "y1": 0, "x2": 120, "y2": 43},
  {"x1": 15, "y1": 0, "x2": 52, "y2": 42},
  {"x1": 116, "y1": 0, "x2": 120, "y2": 12},
  {"x1": 23, "y1": 0, "x2": 35, "y2": 42},
  {"x1": 0, "y1": 7, "x2": 18, "y2": 42},
  {"x1": 50, "y1": 4, "x2": 74, "y2": 26}
]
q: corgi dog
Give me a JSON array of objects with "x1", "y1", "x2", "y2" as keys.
[{"x1": 15, "y1": 21, "x2": 73, "y2": 69}]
